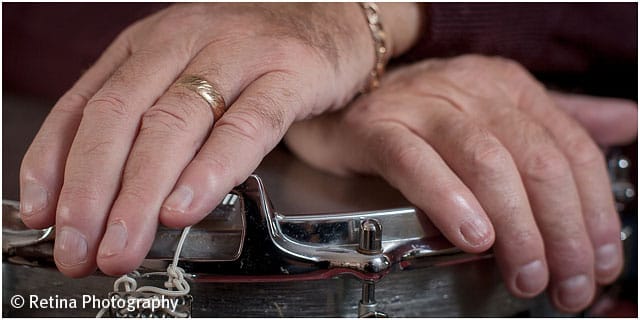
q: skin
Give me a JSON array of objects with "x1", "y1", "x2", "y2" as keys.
[
  {"x1": 19, "y1": 3, "x2": 420, "y2": 277},
  {"x1": 285, "y1": 56, "x2": 637, "y2": 313},
  {"x1": 18, "y1": 3, "x2": 636, "y2": 314}
]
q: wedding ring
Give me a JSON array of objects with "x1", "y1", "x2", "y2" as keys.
[{"x1": 175, "y1": 75, "x2": 227, "y2": 120}]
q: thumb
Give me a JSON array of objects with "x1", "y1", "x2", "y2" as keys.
[{"x1": 550, "y1": 91, "x2": 637, "y2": 146}]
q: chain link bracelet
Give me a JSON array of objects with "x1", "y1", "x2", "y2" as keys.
[{"x1": 359, "y1": 2, "x2": 389, "y2": 92}]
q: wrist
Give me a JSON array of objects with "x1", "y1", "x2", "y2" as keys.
[{"x1": 377, "y1": 3, "x2": 422, "y2": 57}]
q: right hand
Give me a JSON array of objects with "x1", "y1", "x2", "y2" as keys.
[
  {"x1": 19, "y1": 3, "x2": 420, "y2": 277},
  {"x1": 285, "y1": 55, "x2": 637, "y2": 312}
]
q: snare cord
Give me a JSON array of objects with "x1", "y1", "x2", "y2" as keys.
[{"x1": 96, "y1": 226, "x2": 192, "y2": 318}]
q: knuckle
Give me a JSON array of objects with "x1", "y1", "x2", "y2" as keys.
[
  {"x1": 22, "y1": 140, "x2": 53, "y2": 167},
  {"x1": 215, "y1": 112, "x2": 262, "y2": 146},
  {"x1": 215, "y1": 90, "x2": 288, "y2": 152},
  {"x1": 495, "y1": 59, "x2": 543, "y2": 94},
  {"x1": 506, "y1": 228, "x2": 541, "y2": 250},
  {"x1": 121, "y1": 153, "x2": 153, "y2": 183},
  {"x1": 548, "y1": 236, "x2": 593, "y2": 265},
  {"x1": 141, "y1": 104, "x2": 192, "y2": 135},
  {"x1": 463, "y1": 131, "x2": 513, "y2": 180},
  {"x1": 244, "y1": 86, "x2": 290, "y2": 131},
  {"x1": 19, "y1": 161, "x2": 33, "y2": 182},
  {"x1": 106, "y1": 61, "x2": 130, "y2": 83},
  {"x1": 58, "y1": 184, "x2": 100, "y2": 205},
  {"x1": 54, "y1": 92, "x2": 90, "y2": 115},
  {"x1": 563, "y1": 134, "x2": 605, "y2": 168},
  {"x1": 195, "y1": 156, "x2": 227, "y2": 176},
  {"x1": 161, "y1": 4, "x2": 207, "y2": 25},
  {"x1": 79, "y1": 137, "x2": 116, "y2": 158},
  {"x1": 477, "y1": 56, "x2": 540, "y2": 94},
  {"x1": 522, "y1": 146, "x2": 570, "y2": 184},
  {"x1": 119, "y1": 180, "x2": 154, "y2": 204},
  {"x1": 386, "y1": 146, "x2": 423, "y2": 177},
  {"x1": 493, "y1": 56, "x2": 527, "y2": 74},
  {"x1": 117, "y1": 17, "x2": 145, "y2": 43},
  {"x1": 109, "y1": 25, "x2": 135, "y2": 55},
  {"x1": 84, "y1": 92, "x2": 130, "y2": 120},
  {"x1": 199, "y1": 156, "x2": 230, "y2": 175},
  {"x1": 190, "y1": 156, "x2": 243, "y2": 186},
  {"x1": 392, "y1": 146, "x2": 423, "y2": 173},
  {"x1": 369, "y1": 125, "x2": 421, "y2": 175}
]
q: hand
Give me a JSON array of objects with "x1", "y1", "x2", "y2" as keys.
[
  {"x1": 19, "y1": 3, "x2": 421, "y2": 277},
  {"x1": 284, "y1": 55, "x2": 637, "y2": 313}
]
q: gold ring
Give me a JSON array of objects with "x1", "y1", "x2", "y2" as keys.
[{"x1": 175, "y1": 75, "x2": 227, "y2": 121}]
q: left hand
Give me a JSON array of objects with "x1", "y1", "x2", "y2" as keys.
[
  {"x1": 284, "y1": 55, "x2": 637, "y2": 313},
  {"x1": 18, "y1": 3, "x2": 421, "y2": 278}
]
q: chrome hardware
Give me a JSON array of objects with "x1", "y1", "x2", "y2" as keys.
[
  {"x1": 608, "y1": 152, "x2": 636, "y2": 212},
  {"x1": 2, "y1": 177, "x2": 455, "y2": 280},
  {"x1": 4, "y1": 165, "x2": 633, "y2": 277},
  {"x1": 2, "y1": 200, "x2": 55, "y2": 251},
  {"x1": 356, "y1": 219, "x2": 387, "y2": 317},
  {"x1": 358, "y1": 219, "x2": 383, "y2": 255},
  {"x1": 147, "y1": 190, "x2": 245, "y2": 262},
  {"x1": 2, "y1": 152, "x2": 635, "y2": 316},
  {"x1": 621, "y1": 226, "x2": 633, "y2": 241},
  {"x1": 358, "y1": 280, "x2": 387, "y2": 318}
]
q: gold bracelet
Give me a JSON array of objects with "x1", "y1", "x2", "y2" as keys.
[{"x1": 359, "y1": 2, "x2": 389, "y2": 92}]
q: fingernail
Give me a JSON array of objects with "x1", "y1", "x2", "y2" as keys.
[
  {"x1": 555, "y1": 274, "x2": 592, "y2": 311},
  {"x1": 163, "y1": 185, "x2": 193, "y2": 213},
  {"x1": 20, "y1": 181, "x2": 48, "y2": 216},
  {"x1": 99, "y1": 222, "x2": 128, "y2": 258},
  {"x1": 55, "y1": 227, "x2": 88, "y2": 267},
  {"x1": 595, "y1": 243, "x2": 620, "y2": 273},
  {"x1": 515, "y1": 260, "x2": 546, "y2": 296},
  {"x1": 459, "y1": 219, "x2": 491, "y2": 247}
]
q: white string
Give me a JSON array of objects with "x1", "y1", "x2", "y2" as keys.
[{"x1": 97, "y1": 226, "x2": 193, "y2": 318}]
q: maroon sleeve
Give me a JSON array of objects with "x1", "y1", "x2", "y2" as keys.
[
  {"x1": 3, "y1": 3, "x2": 637, "y2": 100},
  {"x1": 399, "y1": 3, "x2": 637, "y2": 75},
  {"x1": 3, "y1": 3, "x2": 169, "y2": 99}
]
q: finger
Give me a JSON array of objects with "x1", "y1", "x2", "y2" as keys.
[
  {"x1": 19, "y1": 32, "x2": 131, "y2": 229},
  {"x1": 353, "y1": 120, "x2": 495, "y2": 253},
  {"x1": 526, "y1": 91, "x2": 624, "y2": 285},
  {"x1": 410, "y1": 105, "x2": 549, "y2": 298},
  {"x1": 53, "y1": 46, "x2": 192, "y2": 277},
  {"x1": 550, "y1": 91, "x2": 638, "y2": 146},
  {"x1": 95, "y1": 81, "x2": 220, "y2": 274},
  {"x1": 159, "y1": 71, "x2": 302, "y2": 228},
  {"x1": 96, "y1": 59, "x2": 244, "y2": 274},
  {"x1": 483, "y1": 106, "x2": 596, "y2": 313},
  {"x1": 95, "y1": 38, "x2": 310, "y2": 273}
]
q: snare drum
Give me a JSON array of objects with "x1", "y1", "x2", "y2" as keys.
[{"x1": 2, "y1": 100, "x2": 635, "y2": 317}]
